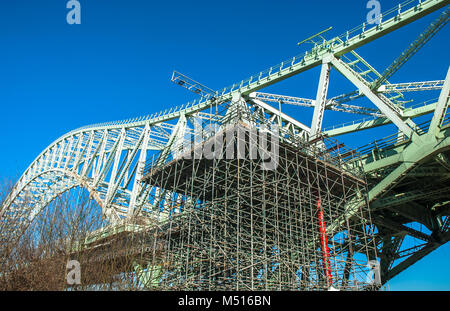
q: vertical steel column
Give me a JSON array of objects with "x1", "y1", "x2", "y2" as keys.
[
  {"x1": 93, "y1": 130, "x2": 108, "y2": 180},
  {"x1": 55, "y1": 139, "x2": 68, "y2": 169},
  {"x1": 428, "y1": 66, "x2": 450, "y2": 137},
  {"x1": 63, "y1": 136, "x2": 75, "y2": 171},
  {"x1": 105, "y1": 128, "x2": 126, "y2": 207},
  {"x1": 128, "y1": 124, "x2": 151, "y2": 217},
  {"x1": 311, "y1": 60, "x2": 331, "y2": 137}
]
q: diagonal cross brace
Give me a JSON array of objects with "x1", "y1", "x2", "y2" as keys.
[
  {"x1": 330, "y1": 55, "x2": 422, "y2": 143},
  {"x1": 128, "y1": 124, "x2": 151, "y2": 217}
]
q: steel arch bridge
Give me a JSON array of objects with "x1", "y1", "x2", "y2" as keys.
[{"x1": 1, "y1": 0, "x2": 449, "y2": 287}]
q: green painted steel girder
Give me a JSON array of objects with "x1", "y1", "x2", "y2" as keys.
[
  {"x1": 367, "y1": 133, "x2": 450, "y2": 203},
  {"x1": 384, "y1": 231, "x2": 450, "y2": 282},
  {"x1": 371, "y1": 185, "x2": 450, "y2": 210},
  {"x1": 324, "y1": 102, "x2": 437, "y2": 137}
]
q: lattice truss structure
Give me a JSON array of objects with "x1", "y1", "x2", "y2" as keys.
[{"x1": 0, "y1": 0, "x2": 449, "y2": 289}]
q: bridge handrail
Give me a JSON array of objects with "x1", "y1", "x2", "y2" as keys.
[
  {"x1": 217, "y1": 0, "x2": 430, "y2": 96},
  {"x1": 355, "y1": 117, "x2": 443, "y2": 160}
]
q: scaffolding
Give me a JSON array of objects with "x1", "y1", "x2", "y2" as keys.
[{"x1": 138, "y1": 103, "x2": 378, "y2": 290}]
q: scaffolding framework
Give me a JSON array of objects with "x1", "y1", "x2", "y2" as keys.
[{"x1": 139, "y1": 107, "x2": 378, "y2": 290}]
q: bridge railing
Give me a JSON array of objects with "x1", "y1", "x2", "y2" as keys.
[
  {"x1": 355, "y1": 116, "x2": 448, "y2": 162},
  {"x1": 216, "y1": 0, "x2": 428, "y2": 96},
  {"x1": 334, "y1": 0, "x2": 425, "y2": 44}
]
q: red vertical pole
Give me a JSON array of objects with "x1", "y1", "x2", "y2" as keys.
[{"x1": 316, "y1": 197, "x2": 333, "y2": 286}]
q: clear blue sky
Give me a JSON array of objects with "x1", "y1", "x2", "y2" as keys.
[{"x1": 0, "y1": 0, "x2": 449, "y2": 290}]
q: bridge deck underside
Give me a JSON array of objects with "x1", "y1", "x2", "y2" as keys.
[{"x1": 136, "y1": 123, "x2": 377, "y2": 290}]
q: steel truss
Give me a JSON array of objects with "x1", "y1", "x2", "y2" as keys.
[{"x1": 1, "y1": 0, "x2": 449, "y2": 290}]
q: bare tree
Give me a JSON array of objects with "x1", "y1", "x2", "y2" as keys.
[{"x1": 0, "y1": 181, "x2": 148, "y2": 291}]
